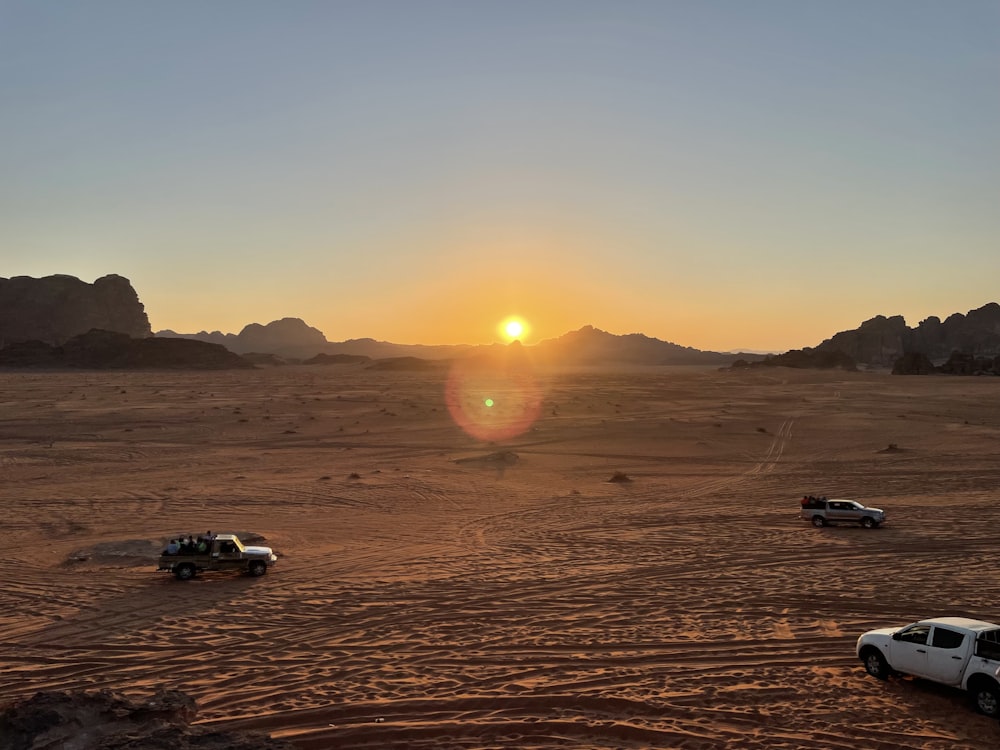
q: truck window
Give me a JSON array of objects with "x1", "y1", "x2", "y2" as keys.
[
  {"x1": 898, "y1": 625, "x2": 931, "y2": 644},
  {"x1": 976, "y1": 634, "x2": 1000, "y2": 661},
  {"x1": 930, "y1": 627, "x2": 965, "y2": 649}
]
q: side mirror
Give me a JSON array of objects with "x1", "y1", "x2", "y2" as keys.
[{"x1": 891, "y1": 632, "x2": 901, "y2": 641}]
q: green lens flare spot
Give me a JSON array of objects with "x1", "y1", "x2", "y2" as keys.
[{"x1": 484, "y1": 398, "x2": 494, "y2": 407}]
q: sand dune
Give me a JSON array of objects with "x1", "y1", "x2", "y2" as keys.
[{"x1": 1, "y1": 364, "x2": 998, "y2": 749}]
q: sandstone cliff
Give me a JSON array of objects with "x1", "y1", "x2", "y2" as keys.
[
  {"x1": 0, "y1": 274, "x2": 151, "y2": 346},
  {"x1": 815, "y1": 303, "x2": 1000, "y2": 366}
]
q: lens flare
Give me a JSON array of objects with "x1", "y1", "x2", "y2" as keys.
[{"x1": 446, "y1": 349, "x2": 543, "y2": 442}]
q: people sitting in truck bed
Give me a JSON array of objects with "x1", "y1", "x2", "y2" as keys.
[
  {"x1": 801, "y1": 495, "x2": 827, "y2": 509},
  {"x1": 162, "y1": 533, "x2": 222, "y2": 555},
  {"x1": 176, "y1": 535, "x2": 197, "y2": 554}
]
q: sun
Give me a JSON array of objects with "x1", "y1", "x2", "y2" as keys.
[{"x1": 498, "y1": 316, "x2": 529, "y2": 342}]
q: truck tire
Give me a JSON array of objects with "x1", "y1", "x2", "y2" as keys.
[
  {"x1": 861, "y1": 647, "x2": 890, "y2": 680},
  {"x1": 969, "y1": 678, "x2": 1000, "y2": 718},
  {"x1": 811, "y1": 515, "x2": 826, "y2": 528},
  {"x1": 174, "y1": 564, "x2": 196, "y2": 581},
  {"x1": 248, "y1": 561, "x2": 267, "y2": 577},
  {"x1": 860, "y1": 517, "x2": 877, "y2": 529}
]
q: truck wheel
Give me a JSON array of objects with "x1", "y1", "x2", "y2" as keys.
[
  {"x1": 861, "y1": 647, "x2": 890, "y2": 680},
  {"x1": 248, "y1": 561, "x2": 267, "y2": 577},
  {"x1": 861, "y1": 517, "x2": 876, "y2": 529},
  {"x1": 174, "y1": 564, "x2": 195, "y2": 581},
  {"x1": 811, "y1": 515, "x2": 826, "y2": 528},
  {"x1": 970, "y1": 680, "x2": 1000, "y2": 718}
]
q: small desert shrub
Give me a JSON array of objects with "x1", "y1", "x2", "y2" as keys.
[{"x1": 608, "y1": 471, "x2": 631, "y2": 483}]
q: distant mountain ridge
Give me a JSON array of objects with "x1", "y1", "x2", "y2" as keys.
[
  {"x1": 156, "y1": 303, "x2": 1000, "y2": 368},
  {"x1": 156, "y1": 319, "x2": 751, "y2": 365},
  {"x1": 3, "y1": 275, "x2": 998, "y2": 369}
]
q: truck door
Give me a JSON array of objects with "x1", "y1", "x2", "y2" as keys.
[
  {"x1": 213, "y1": 539, "x2": 242, "y2": 570},
  {"x1": 826, "y1": 501, "x2": 849, "y2": 524},
  {"x1": 926, "y1": 626, "x2": 968, "y2": 684},
  {"x1": 890, "y1": 624, "x2": 931, "y2": 677}
]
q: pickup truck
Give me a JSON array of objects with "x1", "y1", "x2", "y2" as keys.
[
  {"x1": 799, "y1": 497, "x2": 886, "y2": 528},
  {"x1": 157, "y1": 534, "x2": 278, "y2": 580},
  {"x1": 856, "y1": 616, "x2": 1000, "y2": 717}
]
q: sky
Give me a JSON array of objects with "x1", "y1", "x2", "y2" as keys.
[{"x1": 2, "y1": 1, "x2": 998, "y2": 352}]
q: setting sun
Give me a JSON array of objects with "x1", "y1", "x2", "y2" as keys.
[{"x1": 499, "y1": 317, "x2": 528, "y2": 342}]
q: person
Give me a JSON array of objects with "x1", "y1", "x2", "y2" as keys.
[
  {"x1": 165, "y1": 539, "x2": 179, "y2": 555},
  {"x1": 801, "y1": 495, "x2": 809, "y2": 507}
]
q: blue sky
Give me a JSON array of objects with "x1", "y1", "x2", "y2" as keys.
[{"x1": 2, "y1": 1, "x2": 998, "y2": 351}]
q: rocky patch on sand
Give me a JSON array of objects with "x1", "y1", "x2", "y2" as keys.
[{"x1": 0, "y1": 689, "x2": 295, "y2": 750}]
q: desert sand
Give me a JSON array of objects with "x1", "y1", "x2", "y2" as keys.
[{"x1": 1, "y1": 363, "x2": 998, "y2": 749}]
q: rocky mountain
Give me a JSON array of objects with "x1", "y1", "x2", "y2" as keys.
[
  {"x1": 531, "y1": 325, "x2": 743, "y2": 366},
  {"x1": 814, "y1": 303, "x2": 1000, "y2": 366},
  {"x1": 157, "y1": 317, "x2": 327, "y2": 358},
  {"x1": 0, "y1": 274, "x2": 151, "y2": 346}
]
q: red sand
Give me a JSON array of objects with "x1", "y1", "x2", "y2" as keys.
[{"x1": 1, "y1": 365, "x2": 998, "y2": 749}]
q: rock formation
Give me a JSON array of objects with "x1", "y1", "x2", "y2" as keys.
[
  {"x1": 158, "y1": 317, "x2": 328, "y2": 358},
  {"x1": 729, "y1": 349, "x2": 857, "y2": 371},
  {"x1": 891, "y1": 352, "x2": 936, "y2": 375},
  {"x1": 815, "y1": 303, "x2": 1000, "y2": 366},
  {"x1": 891, "y1": 351, "x2": 1000, "y2": 376},
  {"x1": 0, "y1": 689, "x2": 294, "y2": 750},
  {"x1": 0, "y1": 274, "x2": 151, "y2": 346},
  {"x1": 937, "y1": 351, "x2": 1000, "y2": 376}
]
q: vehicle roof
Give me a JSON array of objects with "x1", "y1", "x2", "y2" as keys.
[
  {"x1": 918, "y1": 616, "x2": 1000, "y2": 632},
  {"x1": 214, "y1": 533, "x2": 239, "y2": 541}
]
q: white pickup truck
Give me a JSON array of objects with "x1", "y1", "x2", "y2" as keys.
[
  {"x1": 857, "y1": 616, "x2": 1000, "y2": 717},
  {"x1": 157, "y1": 533, "x2": 278, "y2": 580}
]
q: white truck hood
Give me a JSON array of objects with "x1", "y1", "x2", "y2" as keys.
[
  {"x1": 244, "y1": 545, "x2": 273, "y2": 555},
  {"x1": 861, "y1": 626, "x2": 899, "y2": 638}
]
